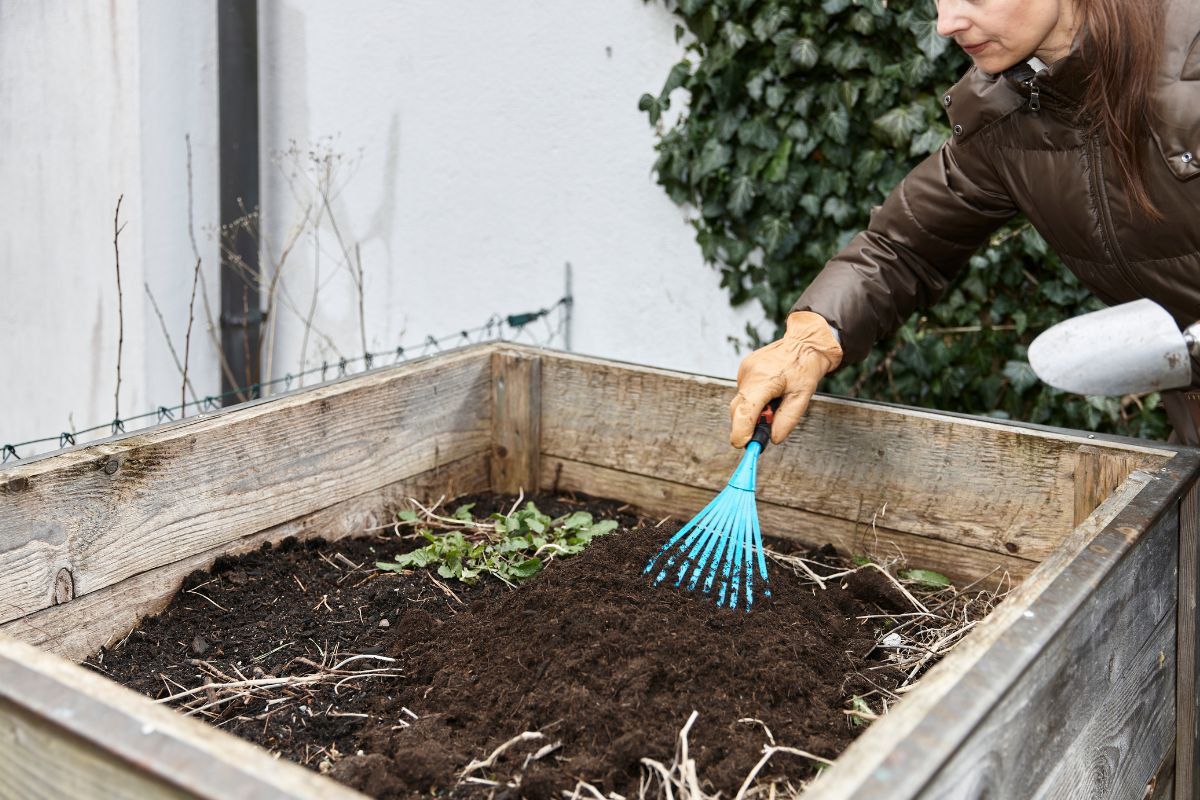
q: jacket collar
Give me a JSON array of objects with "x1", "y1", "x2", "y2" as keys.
[{"x1": 944, "y1": 0, "x2": 1199, "y2": 180}]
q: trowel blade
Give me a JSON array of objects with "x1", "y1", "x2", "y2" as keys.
[{"x1": 1028, "y1": 299, "x2": 1192, "y2": 396}]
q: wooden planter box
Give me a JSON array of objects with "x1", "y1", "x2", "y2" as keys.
[{"x1": 2, "y1": 344, "x2": 1197, "y2": 799}]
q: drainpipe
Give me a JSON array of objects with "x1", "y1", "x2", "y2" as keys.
[{"x1": 217, "y1": 0, "x2": 261, "y2": 404}]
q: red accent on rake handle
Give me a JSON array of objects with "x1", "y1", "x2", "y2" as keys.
[{"x1": 749, "y1": 398, "x2": 782, "y2": 450}]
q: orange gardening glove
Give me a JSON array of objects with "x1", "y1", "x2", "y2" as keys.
[{"x1": 729, "y1": 311, "x2": 843, "y2": 447}]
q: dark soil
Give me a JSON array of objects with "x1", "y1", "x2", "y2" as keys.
[{"x1": 91, "y1": 492, "x2": 907, "y2": 798}]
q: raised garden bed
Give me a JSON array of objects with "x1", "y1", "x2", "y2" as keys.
[{"x1": 1, "y1": 344, "x2": 1198, "y2": 799}]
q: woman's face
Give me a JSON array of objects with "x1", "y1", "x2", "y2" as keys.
[{"x1": 936, "y1": 0, "x2": 1079, "y2": 74}]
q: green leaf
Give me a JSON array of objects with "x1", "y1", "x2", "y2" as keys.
[
  {"x1": 729, "y1": 174, "x2": 757, "y2": 215},
  {"x1": 452, "y1": 503, "x2": 475, "y2": 521},
  {"x1": 908, "y1": 17, "x2": 950, "y2": 60},
  {"x1": 873, "y1": 103, "x2": 926, "y2": 147},
  {"x1": 510, "y1": 558, "x2": 543, "y2": 579},
  {"x1": 585, "y1": 520, "x2": 620, "y2": 537},
  {"x1": 696, "y1": 138, "x2": 733, "y2": 178},
  {"x1": 396, "y1": 509, "x2": 419, "y2": 524},
  {"x1": 1002, "y1": 360, "x2": 1040, "y2": 394},
  {"x1": 661, "y1": 61, "x2": 692, "y2": 98},
  {"x1": 638, "y1": 93, "x2": 662, "y2": 126},
  {"x1": 899, "y1": 569, "x2": 951, "y2": 589},
  {"x1": 763, "y1": 138, "x2": 792, "y2": 183},
  {"x1": 738, "y1": 117, "x2": 779, "y2": 150},
  {"x1": 723, "y1": 21, "x2": 750, "y2": 51},
  {"x1": 789, "y1": 38, "x2": 819, "y2": 69},
  {"x1": 820, "y1": 106, "x2": 850, "y2": 145}
]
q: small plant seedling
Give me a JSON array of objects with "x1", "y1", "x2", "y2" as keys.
[{"x1": 376, "y1": 502, "x2": 619, "y2": 586}]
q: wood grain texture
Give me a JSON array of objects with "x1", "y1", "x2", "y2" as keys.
[
  {"x1": 490, "y1": 351, "x2": 541, "y2": 494},
  {"x1": 1074, "y1": 445, "x2": 1147, "y2": 527},
  {"x1": 850, "y1": 498, "x2": 1177, "y2": 797},
  {"x1": 0, "y1": 349, "x2": 492, "y2": 627},
  {"x1": 538, "y1": 353, "x2": 1172, "y2": 562},
  {"x1": 1029, "y1": 605, "x2": 1175, "y2": 798},
  {"x1": 542, "y1": 456, "x2": 1034, "y2": 587},
  {"x1": 1, "y1": 454, "x2": 489, "y2": 662},
  {"x1": 803, "y1": 467, "x2": 1171, "y2": 799},
  {"x1": 0, "y1": 698, "x2": 197, "y2": 800},
  {"x1": 1154, "y1": 745, "x2": 1177, "y2": 800},
  {"x1": 1179, "y1": 480, "x2": 1200, "y2": 800},
  {"x1": 0, "y1": 636, "x2": 366, "y2": 800}
]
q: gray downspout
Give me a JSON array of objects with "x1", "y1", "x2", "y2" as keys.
[{"x1": 217, "y1": 0, "x2": 261, "y2": 404}]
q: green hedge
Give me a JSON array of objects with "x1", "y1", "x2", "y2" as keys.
[{"x1": 641, "y1": 0, "x2": 1167, "y2": 439}]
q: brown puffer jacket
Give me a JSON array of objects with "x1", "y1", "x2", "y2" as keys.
[{"x1": 793, "y1": 0, "x2": 1200, "y2": 371}]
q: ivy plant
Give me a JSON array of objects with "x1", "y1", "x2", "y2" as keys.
[
  {"x1": 376, "y1": 502, "x2": 619, "y2": 586},
  {"x1": 641, "y1": 0, "x2": 1167, "y2": 438}
]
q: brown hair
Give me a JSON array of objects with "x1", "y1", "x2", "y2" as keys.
[{"x1": 1077, "y1": 0, "x2": 1166, "y2": 219}]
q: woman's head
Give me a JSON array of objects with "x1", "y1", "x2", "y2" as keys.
[
  {"x1": 936, "y1": 0, "x2": 1080, "y2": 74},
  {"x1": 937, "y1": 0, "x2": 1166, "y2": 220}
]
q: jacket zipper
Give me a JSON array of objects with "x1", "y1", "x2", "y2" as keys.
[
  {"x1": 1085, "y1": 132, "x2": 1142, "y2": 295},
  {"x1": 1025, "y1": 79, "x2": 1041, "y2": 112}
]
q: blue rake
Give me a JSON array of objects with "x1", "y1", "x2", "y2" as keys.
[{"x1": 644, "y1": 402, "x2": 777, "y2": 611}]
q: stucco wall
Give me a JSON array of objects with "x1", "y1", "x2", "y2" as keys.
[{"x1": 1, "y1": 1, "x2": 762, "y2": 456}]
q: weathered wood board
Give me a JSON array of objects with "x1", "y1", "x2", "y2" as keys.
[
  {"x1": 1, "y1": 455, "x2": 489, "y2": 662},
  {"x1": 538, "y1": 353, "x2": 1171, "y2": 562},
  {"x1": 0, "y1": 636, "x2": 366, "y2": 800},
  {"x1": 0, "y1": 349, "x2": 491, "y2": 628}
]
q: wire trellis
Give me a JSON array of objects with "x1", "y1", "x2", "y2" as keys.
[{"x1": 2, "y1": 297, "x2": 571, "y2": 464}]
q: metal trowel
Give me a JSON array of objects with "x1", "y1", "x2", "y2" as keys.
[{"x1": 1028, "y1": 299, "x2": 1200, "y2": 395}]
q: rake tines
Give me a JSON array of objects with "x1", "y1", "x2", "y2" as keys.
[{"x1": 644, "y1": 439, "x2": 771, "y2": 612}]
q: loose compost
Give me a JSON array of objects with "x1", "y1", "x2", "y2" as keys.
[{"x1": 90, "y1": 492, "x2": 936, "y2": 798}]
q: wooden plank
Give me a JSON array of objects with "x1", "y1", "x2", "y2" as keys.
[
  {"x1": 0, "y1": 635, "x2": 366, "y2": 800},
  {"x1": 1074, "y1": 445, "x2": 1146, "y2": 527},
  {"x1": 1027, "y1": 605, "x2": 1175, "y2": 798},
  {"x1": 0, "y1": 348, "x2": 492, "y2": 627},
  {"x1": 1179, "y1": 480, "x2": 1200, "y2": 800},
  {"x1": 490, "y1": 350, "x2": 541, "y2": 494},
  {"x1": 803, "y1": 463, "x2": 1178, "y2": 799},
  {"x1": 1, "y1": 698, "x2": 197, "y2": 800},
  {"x1": 542, "y1": 457, "x2": 1035, "y2": 587},
  {"x1": 539, "y1": 353, "x2": 1173, "y2": 563},
  {"x1": 1155, "y1": 746, "x2": 1177, "y2": 800},
  {"x1": 1, "y1": 454, "x2": 489, "y2": 662}
]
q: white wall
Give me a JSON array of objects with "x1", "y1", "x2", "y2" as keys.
[
  {"x1": 257, "y1": 0, "x2": 764, "y2": 386},
  {"x1": 0, "y1": 2, "x2": 222, "y2": 457},
  {"x1": 1, "y1": 1, "x2": 763, "y2": 457}
]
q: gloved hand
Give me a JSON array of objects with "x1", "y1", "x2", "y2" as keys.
[{"x1": 729, "y1": 311, "x2": 843, "y2": 447}]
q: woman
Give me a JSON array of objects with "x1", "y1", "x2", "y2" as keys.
[{"x1": 729, "y1": 0, "x2": 1200, "y2": 446}]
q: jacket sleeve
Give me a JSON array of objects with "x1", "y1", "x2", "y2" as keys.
[{"x1": 792, "y1": 135, "x2": 1019, "y2": 364}]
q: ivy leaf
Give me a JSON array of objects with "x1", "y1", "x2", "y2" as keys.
[
  {"x1": 1002, "y1": 360, "x2": 1040, "y2": 394},
  {"x1": 763, "y1": 137, "x2": 792, "y2": 183},
  {"x1": 729, "y1": 174, "x2": 757, "y2": 216},
  {"x1": 738, "y1": 117, "x2": 779, "y2": 149},
  {"x1": 820, "y1": 106, "x2": 850, "y2": 145},
  {"x1": 639, "y1": 93, "x2": 662, "y2": 125},
  {"x1": 696, "y1": 139, "x2": 733, "y2": 178},
  {"x1": 909, "y1": 17, "x2": 950, "y2": 61},
  {"x1": 789, "y1": 38, "x2": 819, "y2": 69},
  {"x1": 909, "y1": 127, "x2": 946, "y2": 156},
  {"x1": 723, "y1": 21, "x2": 751, "y2": 51},
  {"x1": 873, "y1": 103, "x2": 926, "y2": 147},
  {"x1": 848, "y1": 9, "x2": 875, "y2": 35}
]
